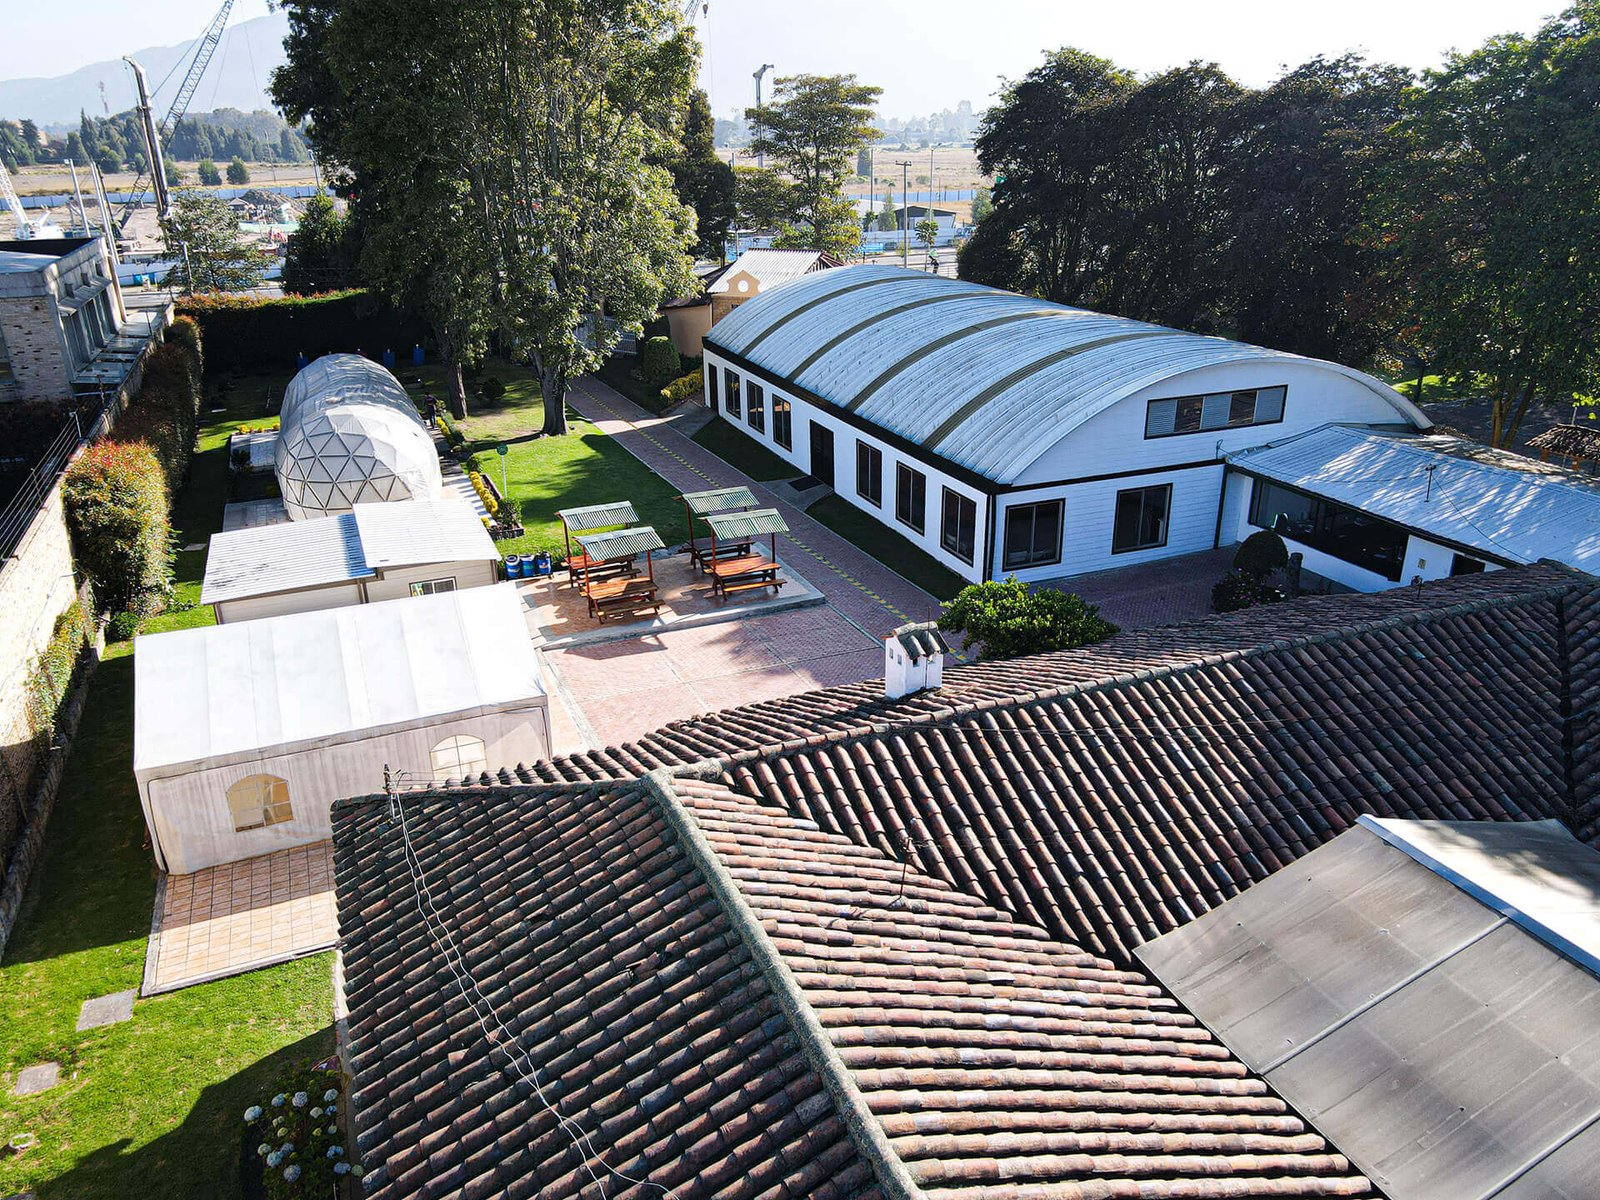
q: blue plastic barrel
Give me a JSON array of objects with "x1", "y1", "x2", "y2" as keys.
[
  {"x1": 519, "y1": 553, "x2": 536, "y2": 578},
  {"x1": 504, "y1": 554, "x2": 522, "y2": 579}
]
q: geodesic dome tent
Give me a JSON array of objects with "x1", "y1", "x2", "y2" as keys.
[
  {"x1": 276, "y1": 402, "x2": 442, "y2": 521},
  {"x1": 279, "y1": 354, "x2": 422, "y2": 432},
  {"x1": 275, "y1": 354, "x2": 443, "y2": 522}
]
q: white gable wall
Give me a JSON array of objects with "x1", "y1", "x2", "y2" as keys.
[
  {"x1": 1012, "y1": 358, "x2": 1419, "y2": 487},
  {"x1": 141, "y1": 702, "x2": 550, "y2": 874}
]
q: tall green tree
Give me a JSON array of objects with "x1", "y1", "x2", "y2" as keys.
[
  {"x1": 668, "y1": 89, "x2": 736, "y2": 259},
  {"x1": 161, "y1": 191, "x2": 267, "y2": 292},
  {"x1": 196, "y1": 158, "x2": 221, "y2": 186},
  {"x1": 1369, "y1": 3, "x2": 1600, "y2": 445},
  {"x1": 745, "y1": 73, "x2": 881, "y2": 254},
  {"x1": 1224, "y1": 56, "x2": 1410, "y2": 364},
  {"x1": 226, "y1": 156, "x2": 251, "y2": 185},
  {"x1": 734, "y1": 166, "x2": 798, "y2": 231},
  {"x1": 282, "y1": 193, "x2": 357, "y2": 295},
  {"x1": 967, "y1": 49, "x2": 1139, "y2": 304},
  {"x1": 277, "y1": 0, "x2": 699, "y2": 436}
]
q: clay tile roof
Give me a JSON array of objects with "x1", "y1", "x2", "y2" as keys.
[
  {"x1": 335, "y1": 773, "x2": 1375, "y2": 1199},
  {"x1": 338, "y1": 563, "x2": 1600, "y2": 1197}
]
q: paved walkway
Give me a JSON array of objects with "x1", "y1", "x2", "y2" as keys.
[{"x1": 142, "y1": 842, "x2": 336, "y2": 995}]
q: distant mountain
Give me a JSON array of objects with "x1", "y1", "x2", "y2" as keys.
[{"x1": 0, "y1": 12, "x2": 290, "y2": 129}]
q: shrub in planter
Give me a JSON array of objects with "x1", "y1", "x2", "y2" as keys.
[
  {"x1": 939, "y1": 577, "x2": 1118, "y2": 661},
  {"x1": 243, "y1": 1064, "x2": 360, "y2": 1197},
  {"x1": 1211, "y1": 570, "x2": 1259, "y2": 614},
  {"x1": 641, "y1": 336, "x2": 681, "y2": 388},
  {"x1": 63, "y1": 442, "x2": 173, "y2": 615},
  {"x1": 659, "y1": 368, "x2": 705, "y2": 406},
  {"x1": 1233, "y1": 529, "x2": 1289, "y2": 581},
  {"x1": 26, "y1": 599, "x2": 93, "y2": 741}
]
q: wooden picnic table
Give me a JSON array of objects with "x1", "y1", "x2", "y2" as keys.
[
  {"x1": 709, "y1": 554, "x2": 785, "y2": 599},
  {"x1": 691, "y1": 539, "x2": 753, "y2": 572},
  {"x1": 584, "y1": 576, "x2": 661, "y2": 621},
  {"x1": 565, "y1": 551, "x2": 638, "y2": 588}
]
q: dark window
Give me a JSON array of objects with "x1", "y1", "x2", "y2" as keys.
[
  {"x1": 747, "y1": 382, "x2": 765, "y2": 433},
  {"x1": 1248, "y1": 479, "x2": 1406, "y2": 582},
  {"x1": 1112, "y1": 484, "x2": 1171, "y2": 553},
  {"x1": 1450, "y1": 553, "x2": 1487, "y2": 576},
  {"x1": 772, "y1": 397, "x2": 792, "y2": 449},
  {"x1": 707, "y1": 366, "x2": 719, "y2": 410},
  {"x1": 855, "y1": 442, "x2": 882, "y2": 506},
  {"x1": 896, "y1": 464, "x2": 926, "y2": 533},
  {"x1": 1145, "y1": 386, "x2": 1286, "y2": 438},
  {"x1": 940, "y1": 488, "x2": 977, "y2": 564},
  {"x1": 1003, "y1": 500, "x2": 1063, "y2": 570},
  {"x1": 724, "y1": 370, "x2": 741, "y2": 418}
]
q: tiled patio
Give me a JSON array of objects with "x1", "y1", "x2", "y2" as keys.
[
  {"x1": 1044, "y1": 547, "x2": 1237, "y2": 630},
  {"x1": 142, "y1": 842, "x2": 337, "y2": 995},
  {"x1": 544, "y1": 601, "x2": 882, "y2": 747}
]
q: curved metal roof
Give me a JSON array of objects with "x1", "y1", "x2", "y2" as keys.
[{"x1": 705, "y1": 265, "x2": 1427, "y2": 484}]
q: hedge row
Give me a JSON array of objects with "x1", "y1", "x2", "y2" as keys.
[
  {"x1": 62, "y1": 441, "x2": 173, "y2": 616},
  {"x1": 177, "y1": 290, "x2": 426, "y2": 375},
  {"x1": 25, "y1": 595, "x2": 94, "y2": 745},
  {"x1": 659, "y1": 368, "x2": 704, "y2": 406},
  {"x1": 61, "y1": 320, "x2": 204, "y2": 616}
]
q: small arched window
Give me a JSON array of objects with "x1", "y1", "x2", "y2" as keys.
[
  {"x1": 431, "y1": 734, "x2": 488, "y2": 782},
  {"x1": 226, "y1": 775, "x2": 293, "y2": 832}
]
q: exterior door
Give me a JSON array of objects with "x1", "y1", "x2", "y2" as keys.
[{"x1": 809, "y1": 422, "x2": 835, "y2": 488}]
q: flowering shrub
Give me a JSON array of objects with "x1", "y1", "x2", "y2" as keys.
[
  {"x1": 245, "y1": 1064, "x2": 360, "y2": 1196},
  {"x1": 658, "y1": 368, "x2": 705, "y2": 407},
  {"x1": 467, "y1": 471, "x2": 500, "y2": 519},
  {"x1": 437, "y1": 409, "x2": 466, "y2": 449}
]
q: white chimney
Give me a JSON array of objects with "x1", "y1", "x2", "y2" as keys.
[{"x1": 884, "y1": 622, "x2": 949, "y2": 699}]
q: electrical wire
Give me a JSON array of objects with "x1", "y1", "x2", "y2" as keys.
[{"x1": 390, "y1": 791, "x2": 680, "y2": 1200}]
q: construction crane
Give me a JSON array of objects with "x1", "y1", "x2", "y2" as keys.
[
  {"x1": 0, "y1": 158, "x2": 63, "y2": 240},
  {"x1": 117, "y1": 0, "x2": 236, "y2": 229}
]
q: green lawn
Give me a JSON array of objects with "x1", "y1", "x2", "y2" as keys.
[
  {"x1": 691, "y1": 417, "x2": 798, "y2": 481},
  {"x1": 397, "y1": 359, "x2": 685, "y2": 558},
  {"x1": 805, "y1": 493, "x2": 968, "y2": 602},
  {"x1": 0, "y1": 372, "x2": 333, "y2": 1200}
]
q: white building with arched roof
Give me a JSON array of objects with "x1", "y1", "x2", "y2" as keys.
[{"x1": 701, "y1": 265, "x2": 1430, "y2": 585}]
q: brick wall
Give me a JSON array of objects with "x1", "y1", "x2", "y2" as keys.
[{"x1": 0, "y1": 294, "x2": 72, "y2": 402}]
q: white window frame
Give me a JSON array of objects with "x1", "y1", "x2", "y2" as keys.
[
  {"x1": 431, "y1": 734, "x2": 489, "y2": 782},
  {"x1": 226, "y1": 774, "x2": 293, "y2": 832},
  {"x1": 409, "y1": 577, "x2": 458, "y2": 598}
]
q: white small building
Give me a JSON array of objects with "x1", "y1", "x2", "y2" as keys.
[
  {"x1": 200, "y1": 499, "x2": 499, "y2": 624},
  {"x1": 883, "y1": 621, "x2": 949, "y2": 699},
  {"x1": 134, "y1": 584, "x2": 550, "y2": 874},
  {"x1": 1222, "y1": 426, "x2": 1600, "y2": 589},
  {"x1": 702, "y1": 266, "x2": 1429, "y2": 588}
]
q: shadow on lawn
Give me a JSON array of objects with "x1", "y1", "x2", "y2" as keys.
[
  {"x1": 39, "y1": 1028, "x2": 334, "y2": 1200},
  {"x1": 2, "y1": 656, "x2": 156, "y2": 969}
]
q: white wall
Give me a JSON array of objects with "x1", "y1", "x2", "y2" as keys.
[
  {"x1": 705, "y1": 353, "x2": 992, "y2": 582},
  {"x1": 1224, "y1": 471, "x2": 1502, "y2": 593},
  {"x1": 215, "y1": 580, "x2": 364, "y2": 625},
  {"x1": 996, "y1": 465, "x2": 1227, "y2": 583},
  {"x1": 365, "y1": 559, "x2": 499, "y2": 603},
  {"x1": 1014, "y1": 358, "x2": 1422, "y2": 487},
  {"x1": 141, "y1": 702, "x2": 550, "y2": 875}
]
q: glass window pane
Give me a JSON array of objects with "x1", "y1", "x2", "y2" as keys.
[
  {"x1": 1146, "y1": 398, "x2": 1178, "y2": 436},
  {"x1": 1172, "y1": 397, "x2": 1204, "y2": 435},
  {"x1": 1255, "y1": 386, "x2": 1286, "y2": 423},
  {"x1": 897, "y1": 465, "x2": 925, "y2": 532},
  {"x1": 1201, "y1": 394, "x2": 1233, "y2": 430},
  {"x1": 748, "y1": 383, "x2": 765, "y2": 432},
  {"x1": 725, "y1": 370, "x2": 741, "y2": 417}
]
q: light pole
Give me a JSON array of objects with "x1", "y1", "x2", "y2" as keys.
[
  {"x1": 895, "y1": 160, "x2": 912, "y2": 266},
  {"x1": 752, "y1": 64, "x2": 774, "y2": 169}
]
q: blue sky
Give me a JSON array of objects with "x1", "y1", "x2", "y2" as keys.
[{"x1": 2, "y1": 0, "x2": 1566, "y2": 118}]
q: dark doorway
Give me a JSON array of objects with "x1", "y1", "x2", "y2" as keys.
[{"x1": 809, "y1": 422, "x2": 835, "y2": 488}]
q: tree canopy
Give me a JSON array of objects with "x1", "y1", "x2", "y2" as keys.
[
  {"x1": 161, "y1": 191, "x2": 267, "y2": 293},
  {"x1": 745, "y1": 73, "x2": 881, "y2": 255},
  {"x1": 274, "y1": 0, "x2": 699, "y2": 433},
  {"x1": 668, "y1": 89, "x2": 736, "y2": 260}
]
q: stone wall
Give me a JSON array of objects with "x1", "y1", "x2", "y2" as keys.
[{"x1": 0, "y1": 469, "x2": 82, "y2": 863}]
